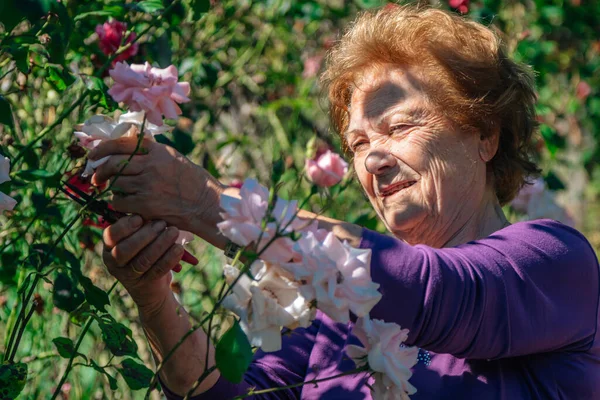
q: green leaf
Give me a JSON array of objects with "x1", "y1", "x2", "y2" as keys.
[
  {"x1": 117, "y1": 358, "x2": 154, "y2": 390},
  {"x1": 191, "y1": 0, "x2": 211, "y2": 19},
  {"x1": 16, "y1": 169, "x2": 59, "y2": 182},
  {"x1": 0, "y1": 96, "x2": 14, "y2": 131},
  {"x1": 79, "y1": 276, "x2": 110, "y2": 312},
  {"x1": 45, "y1": 65, "x2": 75, "y2": 92},
  {"x1": 98, "y1": 315, "x2": 138, "y2": 357},
  {"x1": 0, "y1": 362, "x2": 27, "y2": 399},
  {"x1": 136, "y1": 0, "x2": 164, "y2": 13},
  {"x1": 215, "y1": 320, "x2": 252, "y2": 383},
  {"x1": 74, "y1": 10, "x2": 120, "y2": 22},
  {"x1": 90, "y1": 359, "x2": 119, "y2": 390},
  {"x1": 271, "y1": 157, "x2": 285, "y2": 186},
  {"x1": 13, "y1": 48, "x2": 29, "y2": 74},
  {"x1": 52, "y1": 273, "x2": 85, "y2": 313},
  {"x1": 87, "y1": 77, "x2": 118, "y2": 112},
  {"x1": 539, "y1": 124, "x2": 565, "y2": 157},
  {"x1": 52, "y1": 337, "x2": 88, "y2": 362}
]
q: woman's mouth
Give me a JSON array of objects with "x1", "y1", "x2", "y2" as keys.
[{"x1": 379, "y1": 180, "x2": 417, "y2": 197}]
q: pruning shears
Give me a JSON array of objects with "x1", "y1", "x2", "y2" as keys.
[{"x1": 59, "y1": 181, "x2": 198, "y2": 272}]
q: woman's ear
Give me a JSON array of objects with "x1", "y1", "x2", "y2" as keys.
[{"x1": 478, "y1": 129, "x2": 500, "y2": 163}]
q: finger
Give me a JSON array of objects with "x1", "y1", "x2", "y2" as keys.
[
  {"x1": 92, "y1": 155, "x2": 146, "y2": 185},
  {"x1": 108, "y1": 175, "x2": 146, "y2": 196},
  {"x1": 103, "y1": 215, "x2": 143, "y2": 249},
  {"x1": 128, "y1": 226, "x2": 179, "y2": 276},
  {"x1": 172, "y1": 264, "x2": 182, "y2": 273},
  {"x1": 110, "y1": 193, "x2": 145, "y2": 215},
  {"x1": 88, "y1": 136, "x2": 153, "y2": 161},
  {"x1": 143, "y1": 244, "x2": 185, "y2": 282},
  {"x1": 111, "y1": 220, "x2": 167, "y2": 266}
]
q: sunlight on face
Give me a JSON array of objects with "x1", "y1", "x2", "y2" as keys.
[{"x1": 346, "y1": 65, "x2": 488, "y2": 246}]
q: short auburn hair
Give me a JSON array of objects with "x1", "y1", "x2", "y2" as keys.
[{"x1": 321, "y1": 4, "x2": 540, "y2": 205}]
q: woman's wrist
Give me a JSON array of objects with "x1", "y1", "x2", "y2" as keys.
[
  {"x1": 187, "y1": 184, "x2": 240, "y2": 251},
  {"x1": 134, "y1": 288, "x2": 173, "y2": 321}
]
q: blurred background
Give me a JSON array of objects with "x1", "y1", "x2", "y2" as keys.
[{"x1": 0, "y1": 0, "x2": 599, "y2": 398}]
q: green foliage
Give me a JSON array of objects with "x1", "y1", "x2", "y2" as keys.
[
  {"x1": 97, "y1": 315, "x2": 139, "y2": 358},
  {"x1": 0, "y1": 97, "x2": 13, "y2": 131},
  {"x1": 52, "y1": 272, "x2": 85, "y2": 312},
  {"x1": 0, "y1": 362, "x2": 27, "y2": 399},
  {"x1": 117, "y1": 358, "x2": 154, "y2": 390},
  {"x1": 215, "y1": 320, "x2": 253, "y2": 383}
]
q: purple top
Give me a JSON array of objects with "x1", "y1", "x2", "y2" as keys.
[{"x1": 162, "y1": 219, "x2": 600, "y2": 399}]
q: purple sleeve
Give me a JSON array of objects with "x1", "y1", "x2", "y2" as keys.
[
  {"x1": 360, "y1": 219, "x2": 600, "y2": 359},
  {"x1": 160, "y1": 318, "x2": 321, "y2": 399}
]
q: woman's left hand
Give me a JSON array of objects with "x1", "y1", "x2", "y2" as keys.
[{"x1": 89, "y1": 136, "x2": 225, "y2": 234}]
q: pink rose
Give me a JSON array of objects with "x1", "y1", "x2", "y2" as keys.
[
  {"x1": 346, "y1": 316, "x2": 418, "y2": 400},
  {"x1": 95, "y1": 20, "x2": 138, "y2": 63},
  {"x1": 449, "y1": 0, "x2": 469, "y2": 14},
  {"x1": 217, "y1": 178, "x2": 316, "y2": 263},
  {"x1": 222, "y1": 261, "x2": 315, "y2": 352},
  {"x1": 108, "y1": 62, "x2": 191, "y2": 126},
  {"x1": 305, "y1": 150, "x2": 348, "y2": 187},
  {"x1": 576, "y1": 81, "x2": 592, "y2": 101},
  {"x1": 0, "y1": 155, "x2": 17, "y2": 213},
  {"x1": 284, "y1": 231, "x2": 382, "y2": 323}
]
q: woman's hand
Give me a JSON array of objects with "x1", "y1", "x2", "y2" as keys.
[
  {"x1": 89, "y1": 137, "x2": 225, "y2": 234},
  {"x1": 103, "y1": 214, "x2": 184, "y2": 315}
]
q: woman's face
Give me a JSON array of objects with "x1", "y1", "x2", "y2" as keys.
[{"x1": 347, "y1": 65, "x2": 491, "y2": 247}]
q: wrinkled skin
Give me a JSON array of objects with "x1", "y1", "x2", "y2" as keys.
[
  {"x1": 90, "y1": 137, "x2": 225, "y2": 238},
  {"x1": 346, "y1": 65, "x2": 507, "y2": 248}
]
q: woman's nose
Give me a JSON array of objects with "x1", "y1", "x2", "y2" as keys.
[{"x1": 364, "y1": 150, "x2": 396, "y2": 175}]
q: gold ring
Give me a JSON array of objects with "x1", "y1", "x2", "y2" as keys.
[{"x1": 131, "y1": 265, "x2": 144, "y2": 276}]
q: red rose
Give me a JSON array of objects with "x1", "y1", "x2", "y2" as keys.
[
  {"x1": 95, "y1": 20, "x2": 139, "y2": 63},
  {"x1": 449, "y1": 0, "x2": 469, "y2": 14}
]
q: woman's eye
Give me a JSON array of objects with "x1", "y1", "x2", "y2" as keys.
[
  {"x1": 390, "y1": 124, "x2": 410, "y2": 135},
  {"x1": 351, "y1": 141, "x2": 368, "y2": 152}
]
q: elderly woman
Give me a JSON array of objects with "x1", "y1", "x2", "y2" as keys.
[{"x1": 89, "y1": 5, "x2": 599, "y2": 399}]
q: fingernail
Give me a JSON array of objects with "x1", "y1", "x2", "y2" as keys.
[
  {"x1": 131, "y1": 215, "x2": 142, "y2": 228},
  {"x1": 153, "y1": 220, "x2": 167, "y2": 232}
]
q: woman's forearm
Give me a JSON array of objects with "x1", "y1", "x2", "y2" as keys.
[{"x1": 139, "y1": 292, "x2": 219, "y2": 396}]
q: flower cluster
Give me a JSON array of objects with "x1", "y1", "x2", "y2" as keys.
[
  {"x1": 218, "y1": 178, "x2": 417, "y2": 398},
  {"x1": 222, "y1": 260, "x2": 315, "y2": 352},
  {"x1": 0, "y1": 154, "x2": 17, "y2": 215}
]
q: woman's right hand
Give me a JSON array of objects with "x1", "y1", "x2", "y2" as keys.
[{"x1": 102, "y1": 214, "x2": 185, "y2": 315}]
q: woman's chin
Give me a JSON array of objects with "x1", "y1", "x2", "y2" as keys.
[{"x1": 383, "y1": 206, "x2": 424, "y2": 237}]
